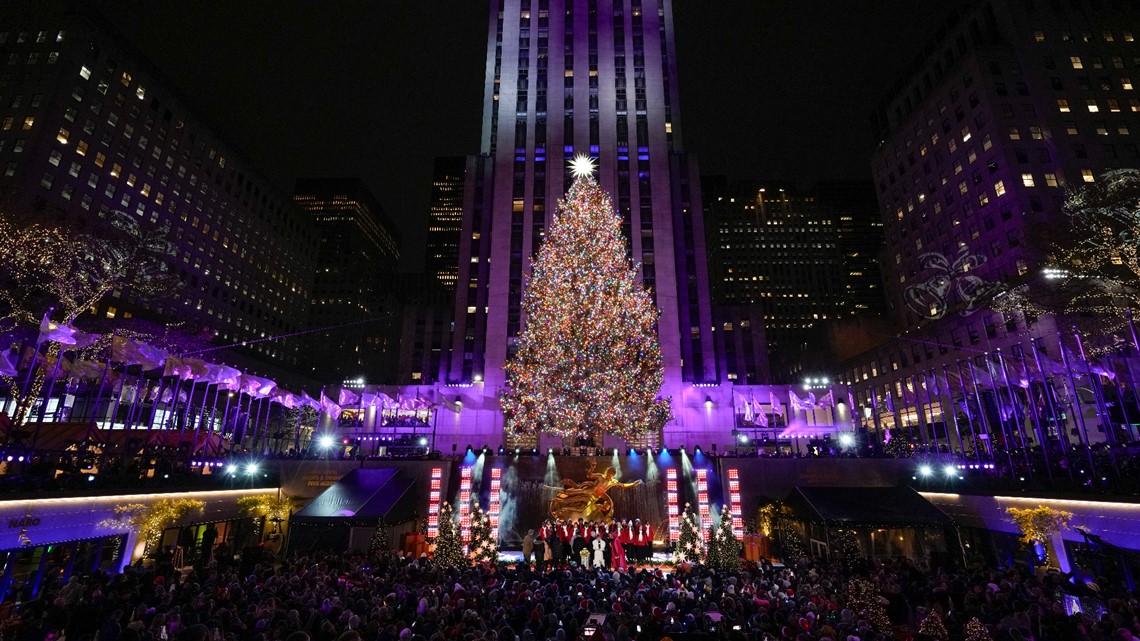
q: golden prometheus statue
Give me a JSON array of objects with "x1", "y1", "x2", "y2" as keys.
[{"x1": 546, "y1": 460, "x2": 642, "y2": 522}]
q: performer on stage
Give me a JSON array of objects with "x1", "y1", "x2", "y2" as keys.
[
  {"x1": 612, "y1": 529, "x2": 627, "y2": 570},
  {"x1": 591, "y1": 533, "x2": 606, "y2": 569}
]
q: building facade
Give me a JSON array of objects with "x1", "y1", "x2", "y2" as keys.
[
  {"x1": 426, "y1": 156, "x2": 466, "y2": 293},
  {"x1": 292, "y1": 178, "x2": 402, "y2": 383},
  {"x1": 839, "y1": 0, "x2": 1140, "y2": 448},
  {"x1": 446, "y1": 0, "x2": 717, "y2": 447},
  {"x1": 0, "y1": 5, "x2": 318, "y2": 370}
]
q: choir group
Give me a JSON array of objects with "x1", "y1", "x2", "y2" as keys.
[{"x1": 521, "y1": 518, "x2": 656, "y2": 569}]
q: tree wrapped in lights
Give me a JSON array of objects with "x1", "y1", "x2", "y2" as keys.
[
  {"x1": 468, "y1": 502, "x2": 498, "y2": 564},
  {"x1": 918, "y1": 609, "x2": 949, "y2": 641},
  {"x1": 501, "y1": 156, "x2": 670, "y2": 441},
  {"x1": 369, "y1": 518, "x2": 390, "y2": 557},
  {"x1": 433, "y1": 502, "x2": 464, "y2": 568},
  {"x1": 846, "y1": 577, "x2": 892, "y2": 634},
  {"x1": 709, "y1": 505, "x2": 741, "y2": 572},
  {"x1": 1006, "y1": 504, "x2": 1073, "y2": 568},
  {"x1": 963, "y1": 617, "x2": 993, "y2": 641},
  {"x1": 990, "y1": 168, "x2": 1140, "y2": 340},
  {"x1": 100, "y1": 499, "x2": 204, "y2": 558},
  {"x1": 675, "y1": 503, "x2": 703, "y2": 563}
]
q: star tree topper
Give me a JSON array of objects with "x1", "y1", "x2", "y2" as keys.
[{"x1": 569, "y1": 153, "x2": 596, "y2": 178}]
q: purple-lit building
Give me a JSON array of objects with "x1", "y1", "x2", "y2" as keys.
[
  {"x1": 0, "y1": 4, "x2": 318, "y2": 373},
  {"x1": 837, "y1": 0, "x2": 1140, "y2": 449},
  {"x1": 444, "y1": 0, "x2": 720, "y2": 448}
]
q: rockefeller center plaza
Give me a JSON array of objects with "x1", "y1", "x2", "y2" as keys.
[{"x1": 8, "y1": 2, "x2": 1140, "y2": 641}]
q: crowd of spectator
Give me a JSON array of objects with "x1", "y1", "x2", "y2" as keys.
[{"x1": 4, "y1": 545, "x2": 1136, "y2": 641}]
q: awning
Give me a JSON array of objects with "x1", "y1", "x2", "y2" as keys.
[
  {"x1": 291, "y1": 468, "x2": 416, "y2": 525},
  {"x1": 782, "y1": 486, "x2": 953, "y2": 527}
]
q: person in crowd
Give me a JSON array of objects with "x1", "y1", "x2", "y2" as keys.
[{"x1": 522, "y1": 529, "x2": 535, "y2": 565}]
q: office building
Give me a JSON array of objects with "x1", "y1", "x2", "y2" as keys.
[
  {"x1": 839, "y1": 0, "x2": 1140, "y2": 441},
  {"x1": 0, "y1": 4, "x2": 318, "y2": 369},
  {"x1": 447, "y1": 0, "x2": 716, "y2": 446},
  {"x1": 292, "y1": 178, "x2": 401, "y2": 383},
  {"x1": 426, "y1": 156, "x2": 466, "y2": 293}
]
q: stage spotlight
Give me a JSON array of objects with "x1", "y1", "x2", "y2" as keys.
[
  {"x1": 318, "y1": 435, "x2": 335, "y2": 450},
  {"x1": 918, "y1": 464, "x2": 933, "y2": 477},
  {"x1": 695, "y1": 445, "x2": 702, "y2": 454},
  {"x1": 226, "y1": 464, "x2": 238, "y2": 475},
  {"x1": 483, "y1": 446, "x2": 489, "y2": 454},
  {"x1": 245, "y1": 463, "x2": 259, "y2": 475},
  {"x1": 943, "y1": 464, "x2": 957, "y2": 477},
  {"x1": 838, "y1": 433, "x2": 855, "y2": 448},
  {"x1": 419, "y1": 437, "x2": 428, "y2": 447},
  {"x1": 515, "y1": 448, "x2": 521, "y2": 455},
  {"x1": 531, "y1": 448, "x2": 538, "y2": 455},
  {"x1": 738, "y1": 433, "x2": 749, "y2": 444}
]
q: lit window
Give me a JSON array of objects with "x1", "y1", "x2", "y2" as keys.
[
  {"x1": 1071, "y1": 56, "x2": 1083, "y2": 69},
  {"x1": 94, "y1": 152, "x2": 106, "y2": 167},
  {"x1": 961, "y1": 126, "x2": 972, "y2": 142},
  {"x1": 1082, "y1": 169, "x2": 1095, "y2": 183},
  {"x1": 1126, "y1": 31, "x2": 1135, "y2": 42},
  {"x1": 1104, "y1": 30, "x2": 1115, "y2": 42},
  {"x1": 1057, "y1": 98, "x2": 1070, "y2": 112},
  {"x1": 22, "y1": 116, "x2": 34, "y2": 130},
  {"x1": 1030, "y1": 126, "x2": 1043, "y2": 139},
  {"x1": 1021, "y1": 173, "x2": 1035, "y2": 187},
  {"x1": 1008, "y1": 127, "x2": 1021, "y2": 140},
  {"x1": 136, "y1": 85, "x2": 146, "y2": 100},
  {"x1": 1120, "y1": 126, "x2": 1131, "y2": 135},
  {"x1": 1044, "y1": 173, "x2": 1058, "y2": 187},
  {"x1": 48, "y1": 150, "x2": 62, "y2": 166},
  {"x1": 1033, "y1": 30, "x2": 1045, "y2": 42},
  {"x1": 120, "y1": 71, "x2": 132, "y2": 86},
  {"x1": 56, "y1": 127, "x2": 69, "y2": 144},
  {"x1": 76, "y1": 140, "x2": 88, "y2": 156},
  {"x1": 994, "y1": 180, "x2": 1006, "y2": 196},
  {"x1": 1087, "y1": 99, "x2": 1099, "y2": 112},
  {"x1": 1123, "y1": 78, "x2": 1134, "y2": 91},
  {"x1": 105, "y1": 306, "x2": 117, "y2": 319}
]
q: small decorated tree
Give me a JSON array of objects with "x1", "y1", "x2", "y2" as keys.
[
  {"x1": 675, "y1": 503, "x2": 703, "y2": 563},
  {"x1": 883, "y1": 430, "x2": 913, "y2": 458},
  {"x1": 846, "y1": 577, "x2": 891, "y2": 634},
  {"x1": 778, "y1": 519, "x2": 806, "y2": 561},
  {"x1": 469, "y1": 502, "x2": 498, "y2": 564},
  {"x1": 834, "y1": 528, "x2": 863, "y2": 571},
  {"x1": 918, "y1": 609, "x2": 949, "y2": 641},
  {"x1": 1006, "y1": 505, "x2": 1073, "y2": 568},
  {"x1": 711, "y1": 505, "x2": 741, "y2": 572},
  {"x1": 433, "y1": 502, "x2": 464, "y2": 568},
  {"x1": 964, "y1": 617, "x2": 993, "y2": 641},
  {"x1": 704, "y1": 524, "x2": 722, "y2": 567},
  {"x1": 369, "y1": 518, "x2": 390, "y2": 557}
]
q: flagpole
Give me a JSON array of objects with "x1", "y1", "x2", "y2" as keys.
[
  {"x1": 120, "y1": 369, "x2": 144, "y2": 455},
  {"x1": 1031, "y1": 337, "x2": 1071, "y2": 481},
  {"x1": 937, "y1": 365, "x2": 962, "y2": 457},
  {"x1": 34, "y1": 347, "x2": 65, "y2": 424},
  {"x1": 1058, "y1": 332, "x2": 1098, "y2": 479},
  {"x1": 868, "y1": 390, "x2": 882, "y2": 450},
  {"x1": 996, "y1": 350, "x2": 1033, "y2": 477},
  {"x1": 293, "y1": 404, "x2": 304, "y2": 453},
  {"x1": 176, "y1": 379, "x2": 198, "y2": 455},
  {"x1": 923, "y1": 370, "x2": 944, "y2": 455},
  {"x1": 143, "y1": 377, "x2": 169, "y2": 452},
  {"x1": 1074, "y1": 330, "x2": 1120, "y2": 481},
  {"x1": 1107, "y1": 353, "x2": 1136, "y2": 447},
  {"x1": 188, "y1": 382, "x2": 211, "y2": 459},
  {"x1": 203, "y1": 383, "x2": 222, "y2": 455},
  {"x1": 219, "y1": 388, "x2": 235, "y2": 454},
  {"x1": 16, "y1": 310, "x2": 53, "y2": 427},
  {"x1": 955, "y1": 360, "x2": 981, "y2": 463},
  {"x1": 1016, "y1": 349, "x2": 1052, "y2": 481},
  {"x1": 909, "y1": 375, "x2": 930, "y2": 454},
  {"x1": 29, "y1": 347, "x2": 66, "y2": 451},
  {"x1": 967, "y1": 358, "x2": 1003, "y2": 468}
]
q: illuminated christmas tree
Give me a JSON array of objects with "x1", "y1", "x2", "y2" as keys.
[
  {"x1": 707, "y1": 505, "x2": 741, "y2": 571},
  {"x1": 675, "y1": 503, "x2": 703, "y2": 563},
  {"x1": 501, "y1": 155, "x2": 671, "y2": 441},
  {"x1": 433, "y1": 502, "x2": 464, "y2": 568},
  {"x1": 846, "y1": 577, "x2": 892, "y2": 634},
  {"x1": 963, "y1": 617, "x2": 993, "y2": 641},
  {"x1": 918, "y1": 609, "x2": 948, "y2": 641},
  {"x1": 468, "y1": 503, "x2": 498, "y2": 564}
]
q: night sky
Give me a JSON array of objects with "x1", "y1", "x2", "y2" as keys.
[{"x1": 96, "y1": 1, "x2": 935, "y2": 271}]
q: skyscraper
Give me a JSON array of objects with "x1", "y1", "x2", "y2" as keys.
[
  {"x1": 293, "y1": 178, "x2": 401, "y2": 382},
  {"x1": 426, "y1": 157, "x2": 467, "y2": 292},
  {"x1": 838, "y1": 0, "x2": 1140, "y2": 443},
  {"x1": 0, "y1": 4, "x2": 317, "y2": 370},
  {"x1": 447, "y1": 0, "x2": 715, "y2": 445}
]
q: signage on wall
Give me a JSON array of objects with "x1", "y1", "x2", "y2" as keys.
[{"x1": 9, "y1": 516, "x2": 40, "y2": 528}]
